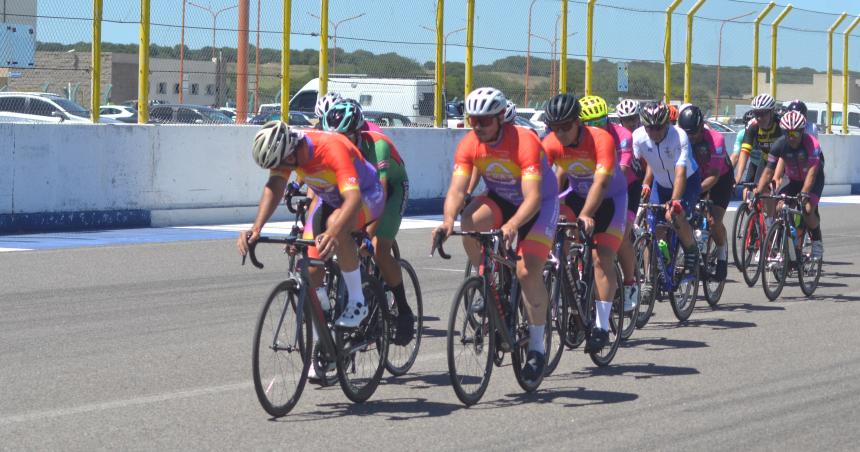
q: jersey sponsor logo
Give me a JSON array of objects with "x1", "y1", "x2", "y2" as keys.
[
  {"x1": 620, "y1": 139, "x2": 629, "y2": 148},
  {"x1": 483, "y1": 161, "x2": 518, "y2": 186},
  {"x1": 564, "y1": 160, "x2": 595, "y2": 177},
  {"x1": 715, "y1": 146, "x2": 724, "y2": 155},
  {"x1": 304, "y1": 175, "x2": 334, "y2": 188},
  {"x1": 346, "y1": 176, "x2": 359, "y2": 186}
]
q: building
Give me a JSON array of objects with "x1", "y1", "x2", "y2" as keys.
[
  {"x1": 1, "y1": 0, "x2": 37, "y2": 31},
  {"x1": 754, "y1": 72, "x2": 860, "y2": 103}
]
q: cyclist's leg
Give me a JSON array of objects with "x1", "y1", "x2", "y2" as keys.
[
  {"x1": 710, "y1": 172, "x2": 734, "y2": 279},
  {"x1": 619, "y1": 182, "x2": 640, "y2": 310},
  {"x1": 460, "y1": 192, "x2": 506, "y2": 266},
  {"x1": 585, "y1": 195, "x2": 623, "y2": 350}
]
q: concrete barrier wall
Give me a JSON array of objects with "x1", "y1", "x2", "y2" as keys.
[{"x1": 0, "y1": 123, "x2": 855, "y2": 232}]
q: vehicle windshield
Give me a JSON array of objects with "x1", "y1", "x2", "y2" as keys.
[
  {"x1": 50, "y1": 97, "x2": 89, "y2": 116},
  {"x1": 202, "y1": 109, "x2": 232, "y2": 122}
]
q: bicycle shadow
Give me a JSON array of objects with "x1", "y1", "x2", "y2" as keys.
[
  {"x1": 712, "y1": 302, "x2": 786, "y2": 313},
  {"x1": 382, "y1": 371, "x2": 452, "y2": 389},
  {"x1": 559, "y1": 362, "x2": 700, "y2": 380},
  {"x1": 281, "y1": 396, "x2": 465, "y2": 422},
  {"x1": 472, "y1": 386, "x2": 638, "y2": 409},
  {"x1": 622, "y1": 336, "x2": 708, "y2": 351},
  {"x1": 651, "y1": 318, "x2": 757, "y2": 330},
  {"x1": 780, "y1": 293, "x2": 860, "y2": 303}
]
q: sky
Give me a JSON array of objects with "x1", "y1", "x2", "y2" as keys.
[{"x1": 29, "y1": 0, "x2": 860, "y2": 72}]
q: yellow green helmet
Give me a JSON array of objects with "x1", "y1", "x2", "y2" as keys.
[{"x1": 578, "y1": 95, "x2": 609, "y2": 122}]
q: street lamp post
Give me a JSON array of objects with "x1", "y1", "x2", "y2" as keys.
[
  {"x1": 525, "y1": 0, "x2": 538, "y2": 106},
  {"x1": 189, "y1": 1, "x2": 238, "y2": 60},
  {"x1": 422, "y1": 25, "x2": 466, "y2": 98},
  {"x1": 180, "y1": 0, "x2": 187, "y2": 103},
  {"x1": 715, "y1": 11, "x2": 755, "y2": 117},
  {"x1": 309, "y1": 12, "x2": 365, "y2": 73},
  {"x1": 530, "y1": 33, "x2": 553, "y2": 99},
  {"x1": 254, "y1": 0, "x2": 260, "y2": 113}
]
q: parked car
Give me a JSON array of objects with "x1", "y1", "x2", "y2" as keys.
[
  {"x1": 706, "y1": 120, "x2": 735, "y2": 133},
  {"x1": 148, "y1": 104, "x2": 233, "y2": 124},
  {"x1": 99, "y1": 105, "x2": 137, "y2": 123},
  {"x1": 363, "y1": 111, "x2": 413, "y2": 127},
  {"x1": 515, "y1": 108, "x2": 547, "y2": 130},
  {"x1": 248, "y1": 110, "x2": 314, "y2": 126},
  {"x1": 0, "y1": 92, "x2": 120, "y2": 123}
]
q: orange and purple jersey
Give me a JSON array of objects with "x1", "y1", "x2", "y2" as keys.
[{"x1": 543, "y1": 126, "x2": 628, "y2": 198}]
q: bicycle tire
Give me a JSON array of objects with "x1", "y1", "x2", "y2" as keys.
[
  {"x1": 543, "y1": 262, "x2": 567, "y2": 376},
  {"x1": 385, "y1": 259, "x2": 424, "y2": 376},
  {"x1": 512, "y1": 284, "x2": 552, "y2": 392},
  {"x1": 741, "y1": 213, "x2": 763, "y2": 287},
  {"x1": 447, "y1": 276, "x2": 494, "y2": 406},
  {"x1": 619, "y1": 259, "x2": 639, "y2": 340},
  {"x1": 563, "y1": 248, "x2": 587, "y2": 349},
  {"x1": 761, "y1": 223, "x2": 789, "y2": 301},
  {"x1": 798, "y1": 232, "x2": 823, "y2": 297},
  {"x1": 589, "y1": 267, "x2": 623, "y2": 367},
  {"x1": 336, "y1": 275, "x2": 389, "y2": 403},
  {"x1": 252, "y1": 280, "x2": 310, "y2": 417},
  {"x1": 703, "y1": 236, "x2": 726, "y2": 307},
  {"x1": 669, "y1": 241, "x2": 699, "y2": 322},
  {"x1": 731, "y1": 202, "x2": 751, "y2": 272},
  {"x1": 634, "y1": 233, "x2": 656, "y2": 329}
]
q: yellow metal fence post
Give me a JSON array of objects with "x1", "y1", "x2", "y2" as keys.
[
  {"x1": 91, "y1": 0, "x2": 103, "y2": 123},
  {"x1": 842, "y1": 15, "x2": 860, "y2": 135},
  {"x1": 663, "y1": 0, "x2": 683, "y2": 103},
  {"x1": 559, "y1": 0, "x2": 568, "y2": 94},
  {"x1": 752, "y1": 2, "x2": 775, "y2": 97},
  {"x1": 280, "y1": 0, "x2": 292, "y2": 122},
  {"x1": 770, "y1": 4, "x2": 793, "y2": 99},
  {"x1": 826, "y1": 13, "x2": 847, "y2": 134},
  {"x1": 138, "y1": 0, "x2": 150, "y2": 124},
  {"x1": 464, "y1": 0, "x2": 475, "y2": 120},
  {"x1": 824, "y1": 12, "x2": 848, "y2": 133},
  {"x1": 318, "y1": 0, "x2": 329, "y2": 97},
  {"x1": 434, "y1": 0, "x2": 444, "y2": 128},
  {"x1": 585, "y1": 0, "x2": 595, "y2": 95},
  {"x1": 683, "y1": 0, "x2": 706, "y2": 104}
]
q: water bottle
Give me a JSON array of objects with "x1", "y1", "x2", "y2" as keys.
[
  {"x1": 694, "y1": 230, "x2": 708, "y2": 254},
  {"x1": 788, "y1": 224, "x2": 797, "y2": 261},
  {"x1": 658, "y1": 239, "x2": 671, "y2": 262}
]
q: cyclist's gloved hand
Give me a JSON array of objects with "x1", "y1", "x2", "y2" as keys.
[
  {"x1": 500, "y1": 222, "x2": 519, "y2": 249},
  {"x1": 641, "y1": 184, "x2": 651, "y2": 201},
  {"x1": 579, "y1": 215, "x2": 595, "y2": 236},
  {"x1": 286, "y1": 181, "x2": 302, "y2": 196},
  {"x1": 237, "y1": 229, "x2": 260, "y2": 257},
  {"x1": 315, "y1": 233, "x2": 338, "y2": 261}
]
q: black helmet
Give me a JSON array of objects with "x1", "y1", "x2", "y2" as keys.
[
  {"x1": 677, "y1": 105, "x2": 704, "y2": 134},
  {"x1": 786, "y1": 99, "x2": 808, "y2": 116},
  {"x1": 774, "y1": 105, "x2": 788, "y2": 121},
  {"x1": 743, "y1": 109, "x2": 756, "y2": 124},
  {"x1": 544, "y1": 93, "x2": 581, "y2": 124},
  {"x1": 639, "y1": 101, "x2": 669, "y2": 127}
]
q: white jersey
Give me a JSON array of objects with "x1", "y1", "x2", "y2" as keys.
[{"x1": 632, "y1": 125, "x2": 698, "y2": 189}]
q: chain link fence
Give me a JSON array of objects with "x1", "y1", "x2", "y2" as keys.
[{"x1": 1, "y1": 0, "x2": 858, "y2": 127}]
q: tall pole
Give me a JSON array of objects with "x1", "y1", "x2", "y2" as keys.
[
  {"x1": 585, "y1": 0, "x2": 595, "y2": 95},
  {"x1": 683, "y1": 0, "x2": 706, "y2": 104},
  {"x1": 715, "y1": 11, "x2": 755, "y2": 117},
  {"x1": 189, "y1": 3, "x2": 238, "y2": 60},
  {"x1": 663, "y1": 0, "x2": 683, "y2": 103},
  {"x1": 318, "y1": 0, "x2": 329, "y2": 95},
  {"x1": 826, "y1": 13, "x2": 848, "y2": 134},
  {"x1": 842, "y1": 15, "x2": 860, "y2": 135},
  {"x1": 434, "y1": 0, "x2": 444, "y2": 127},
  {"x1": 752, "y1": 2, "x2": 775, "y2": 96},
  {"x1": 769, "y1": 4, "x2": 792, "y2": 99},
  {"x1": 138, "y1": 0, "x2": 150, "y2": 123},
  {"x1": 91, "y1": 0, "x2": 102, "y2": 122},
  {"x1": 552, "y1": 14, "x2": 560, "y2": 96},
  {"x1": 281, "y1": 0, "x2": 291, "y2": 121},
  {"x1": 179, "y1": 0, "x2": 186, "y2": 104},
  {"x1": 254, "y1": 0, "x2": 260, "y2": 113},
  {"x1": 464, "y1": 0, "x2": 475, "y2": 113},
  {"x1": 525, "y1": 0, "x2": 537, "y2": 107},
  {"x1": 236, "y1": 0, "x2": 249, "y2": 123},
  {"x1": 559, "y1": 0, "x2": 568, "y2": 93}
]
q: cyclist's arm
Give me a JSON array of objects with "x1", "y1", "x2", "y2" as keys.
[
  {"x1": 508, "y1": 177, "x2": 541, "y2": 230},
  {"x1": 734, "y1": 151, "x2": 749, "y2": 184},
  {"x1": 555, "y1": 165, "x2": 567, "y2": 193},
  {"x1": 755, "y1": 165, "x2": 775, "y2": 194},
  {"x1": 251, "y1": 175, "x2": 288, "y2": 234},
  {"x1": 442, "y1": 174, "x2": 470, "y2": 227},
  {"x1": 701, "y1": 168, "x2": 720, "y2": 192},
  {"x1": 326, "y1": 189, "x2": 361, "y2": 238},
  {"x1": 580, "y1": 172, "x2": 610, "y2": 218},
  {"x1": 773, "y1": 158, "x2": 785, "y2": 188},
  {"x1": 466, "y1": 167, "x2": 481, "y2": 195},
  {"x1": 801, "y1": 161, "x2": 820, "y2": 194},
  {"x1": 671, "y1": 165, "x2": 687, "y2": 202},
  {"x1": 643, "y1": 164, "x2": 654, "y2": 191}
]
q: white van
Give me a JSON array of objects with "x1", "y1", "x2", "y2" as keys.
[
  {"x1": 802, "y1": 102, "x2": 860, "y2": 135},
  {"x1": 288, "y1": 76, "x2": 436, "y2": 126}
]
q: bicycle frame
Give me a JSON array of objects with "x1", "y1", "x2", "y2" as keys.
[
  {"x1": 550, "y1": 221, "x2": 595, "y2": 333},
  {"x1": 641, "y1": 203, "x2": 683, "y2": 293}
]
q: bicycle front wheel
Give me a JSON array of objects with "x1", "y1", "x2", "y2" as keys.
[
  {"x1": 447, "y1": 276, "x2": 494, "y2": 406},
  {"x1": 731, "y1": 202, "x2": 751, "y2": 272},
  {"x1": 252, "y1": 280, "x2": 310, "y2": 417},
  {"x1": 761, "y1": 223, "x2": 789, "y2": 301},
  {"x1": 512, "y1": 287, "x2": 552, "y2": 392},
  {"x1": 669, "y1": 244, "x2": 699, "y2": 322},
  {"x1": 589, "y1": 267, "x2": 624, "y2": 367},
  {"x1": 798, "y1": 232, "x2": 823, "y2": 297},
  {"x1": 336, "y1": 276, "x2": 389, "y2": 403},
  {"x1": 741, "y1": 214, "x2": 763, "y2": 287},
  {"x1": 385, "y1": 259, "x2": 423, "y2": 376},
  {"x1": 619, "y1": 259, "x2": 639, "y2": 340},
  {"x1": 542, "y1": 262, "x2": 567, "y2": 376},
  {"x1": 634, "y1": 233, "x2": 656, "y2": 329},
  {"x1": 703, "y1": 235, "x2": 726, "y2": 307}
]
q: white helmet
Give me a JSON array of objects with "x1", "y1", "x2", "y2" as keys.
[
  {"x1": 314, "y1": 91, "x2": 343, "y2": 118},
  {"x1": 779, "y1": 110, "x2": 807, "y2": 131},
  {"x1": 503, "y1": 100, "x2": 517, "y2": 123},
  {"x1": 251, "y1": 120, "x2": 304, "y2": 169},
  {"x1": 465, "y1": 87, "x2": 507, "y2": 116},
  {"x1": 751, "y1": 93, "x2": 776, "y2": 110},
  {"x1": 616, "y1": 99, "x2": 639, "y2": 118}
]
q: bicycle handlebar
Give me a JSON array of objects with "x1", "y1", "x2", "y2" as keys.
[{"x1": 242, "y1": 236, "x2": 318, "y2": 269}]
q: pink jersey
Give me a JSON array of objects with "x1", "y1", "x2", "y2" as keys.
[
  {"x1": 692, "y1": 129, "x2": 731, "y2": 178},
  {"x1": 362, "y1": 121, "x2": 384, "y2": 133},
  {"x1": 606, "y1": 122, "x2": 641, "y2": 184},
  {"x1": 766, "y1": 133, "x2": 823, "y2": 181}
]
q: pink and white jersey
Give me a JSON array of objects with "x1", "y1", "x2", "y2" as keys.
[
  {"x1": 606, "y1": 122, "x2": 641, "y2": 184},
  {"x1": 691, "y1": 129, "x2": 731, "y2": 178}
]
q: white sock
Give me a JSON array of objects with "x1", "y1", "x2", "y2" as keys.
[
  {"x1": 595, "y1": 301, "x2": 612, "y2": 330},
  {"x1": 528, "y1": 325, "x2": 546, "y2": 354},
  {"x1": 717, "y1": 244, "x2": 728, "y2": 260},
  {"x1": 341, "y1": 268, "x2": 364, "y2": 307},
  {"x1": 316, "y1": 287, "x2": 331, "y2": 310}
]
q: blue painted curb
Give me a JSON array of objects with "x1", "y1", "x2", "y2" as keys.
[{"x1": 0, "y1": 210, "x2": 151, "y2": 234}]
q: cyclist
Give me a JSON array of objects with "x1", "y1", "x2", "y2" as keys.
[
  {"x1": 633, "y1": 101, "x2": 701, "y2": 274},
  {"x1": 753, "y1": 110, "x2": 825, "y2": 260},
  {"x1": 785, "y1": 100, "x2": 819, "y2": 138},
  {"x1": 238, "y1": 121, "x2": 384, "y2": 331},
  {"x1": 543, "y1": 93, "x2": 627, "y2": 351},
  {"x1": 736, "y1": 94, "x2": 783, "y2": 228},
  {"x1": 732, "y1": 109, "x2": 756, "y2": 167},
  {"x1": 616, "y1": 99, "x2": 641, "y2": 133},
  {"x1": 432, "y1": 87, "x2": 559, "y2": 382},
  {"x1": 578, "y1": 95, "x2": 640, "y2": 313},
  {"x1": 467, "y1": 100, "x2": 525, "y2": 197},
  {"x1": 322, "y1": 99, "x2": 415, "y2": 345},
  {"x1": 668, "y1": 104, "x2": 679, "y2": 125},
  {"x1": 314, "y1": 92, "x2": 342, "y2": 127},
  {"x1": 678, "y1": 105, "x2": 733, "y2": 281}
]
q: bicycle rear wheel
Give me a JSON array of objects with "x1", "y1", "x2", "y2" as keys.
[
  {"x1": 563, "y1": 249, "x2": 587, "y2": 349},
  {"x1": 542, "y1": 262, "x2": 567, "y2": 376},
  {"x1": 798, "y1": 232, "x2": 822, "y2": 297},
  {"x1": 447, "y1": 276, "x2": 494, "y2": 406},
  {"x1": 703, "y1": 236, "x2": 726, "y2": 307},
  {"x1": 252, "y1": 280, "x2": 310, "y2": 417},
  {"x1": 589, "y1": 267, "x2": 624, "y2": 367},
  {"x1": 619, "y1": 260, "x2": 639, "y2": 340},
  {"x1": 669, "y1": 243, "x2": 699, "y2": 322},
  {"x1": 512, "y1": 287, "x2": 552, "y2": 392},
  {"x1": 336, "y1": 276, "x2": 389, "y2": 403},
  {"x1": 634, "y1": 233, "x2": 656, "y2": 329},
  {"x1": 731, "y1": 202, "x2": 751, "y2": 272},
  {"x1": 385, "y1": 259, "x2": 423, "y2": 376},
  {"x1": 741, "y1": 214, "x2": 763, "y2": 287},
  {"x1": 761, "y1": 223, "x2": 789, "y2": 301}
]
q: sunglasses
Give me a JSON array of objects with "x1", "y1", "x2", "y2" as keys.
[
  {"x1": 468, "y1": 116, "x2": 496, "y2": 127},
  {"x1": 786, "y1": 130, "x2": 803, "y2": 139},
  {"x1": 753, "y1": 110, "x2": 772, "y2": 118},
  {"x1": 548, "y1": 121, "x2": 575, "y2": 132},
  {"x1": 645, "y1": 123, "x2": 666, "y2": 131},
  {"x1": 583, "y1": 117, "x2": 608, "y2": 128}
]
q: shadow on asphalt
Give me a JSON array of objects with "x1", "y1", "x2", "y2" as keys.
[
  {"x1": 651, "y1": 318, "x2": 757, "y2": 330},
  {"x1": 482, "y1": 386, "x2": 638, "y2": 408},
  {"x1": 561, "y1": 362, "x2": 700, "y2": 380},
  {"x1": 780, "y1": 293, "x2": 860, "y2": 303},
  {"x1": 382, "y1": 371, "x2": 451, "y2": 389},
  {"x1": 622, "y1": 336, "x2": 708, "y2": 351},
  {"x1": 283, "y1": 397, "x2": 465, "y2": 421},
  {"x1": 713, "y1": 302, "x2": 786, "y2": 312}
]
